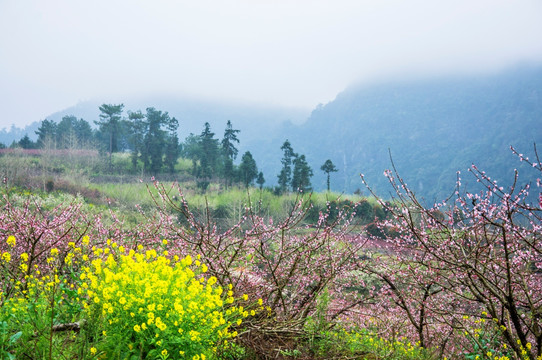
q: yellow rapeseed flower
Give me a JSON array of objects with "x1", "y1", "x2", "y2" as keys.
[
  {"x1": 6, "y1": 235, "x2": 16, "y2": 247},
  {"x1": 81, "y1": 245, "x2": 242, "y2": 358}
]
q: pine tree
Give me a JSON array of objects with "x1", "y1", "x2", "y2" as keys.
[
  {"x1": 96, "y1": 103, "x2": 124, "y2": 165},
  {"x1": 73, "y1": 118, "x2": 94, "y2": 147},
  {"x1": 239, "y1": 151, "x2": 258, "y2": 188},
  {"x1": 18, "y1": 134, "x2": 36, "y2": 149},
  {"x1": 256, "y1": 171, "x2": 265, "y2": 190},
  {"x1": 197, "y1": 123, "x2": 219, "y2": 189},
  {"x1": 164, "y1": 117, "x2": 180, "y2": 173},
  {"x1": 144, "y1": 107, "x2": 169, "y2": 174},
  {"x1": 221, "y1": 120, "x2": 240, "y2": 188},
  {"x1": 320, "y1": 159, "x2": 338, "y2": 192},
  {"x1": 127, "y1": 110, "x2": 147, "y2": 171},
  {"x1": 292, "y1": 154, "x2": 313, "y2": 193},
  {"x1": 35, "y1": 119, "x2": 57, "y2": 148},
  {"x1": 56, "y1": 115, "x2": 77, "y2": 149},
  {"x1": 277, "y1": 139, "x2": 295, "y2": 193},
  {"x1": 182, "y1": 133, "x2": 202, "y2": 176}
]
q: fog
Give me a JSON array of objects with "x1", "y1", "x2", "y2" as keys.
[{"x1": 1, "y1": 0, "x2": 542, "y2": 129}]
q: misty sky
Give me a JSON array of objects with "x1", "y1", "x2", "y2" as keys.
[{"x1": 1, "y1": 0, "x2": 542, "y2": 130}]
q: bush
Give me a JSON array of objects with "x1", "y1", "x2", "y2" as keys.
[{"x1": 82, "y1": 244, "x2": 246, "y2": 359}]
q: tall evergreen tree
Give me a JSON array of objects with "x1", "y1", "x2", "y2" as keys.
[
  {"x1": 164, "y1": 116, "x2": 180, "y2": 173},
  {"x1": 73, "y1": 118, "x2": 94, "y2": 147},
  {"x1": 320, "y1": 159, "x2": 338, "y2": 192},
  {"x1": 18, "y1": 134, "x2": 37, "y2": 149},
  {"x1": 221, "y1": 120, "x2": 240, "y2": 188},
  {"x1": 239, "y1": 151, "x2": 258, "y2": 188},
  {"x1": 56, "y1": 115, "x2": 77, "y2": 149},
  {"x1": 95, "y1": 103, "x2": 124, "y2": 164},
  {"x1": 35, "y1": 119, "x2": 57, "y2": 148},
  {"x1": 182, "y1": 133, "x2": 202, "y2": 176},
  {"x1": 277, "y1": 139, "x2": 296, "y2": 193},
  {"x1": 198, "y1": 122, "x2": 219, "y2": 182},
  {"x1": 256, "y1": 171, "x2": 265, "y2": 190},
  {"x1": 126, "y1": 110, "x2": 147, "y2": 171},
  {"x1": 292, "y1": 154, "x2": 313, "y2": 192},
  {"x1": 144, "y1": 107, "x2": 169, "y2": 174}
]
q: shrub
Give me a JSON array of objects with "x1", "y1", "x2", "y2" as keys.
[{"x1": 81, "y1": 244, "x2": 247, "y2": 359}]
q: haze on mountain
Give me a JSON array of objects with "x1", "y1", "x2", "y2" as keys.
[
  {"x1": 281, "y1": 65, "x2": 542, "y2": 201},
  {"x1": 1, "y1": 1, "x2": 542, "y2": 129}
]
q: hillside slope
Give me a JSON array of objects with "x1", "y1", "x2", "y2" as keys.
[{"x1": 273, "y1": 66, "x2": 542, "y2": 201}]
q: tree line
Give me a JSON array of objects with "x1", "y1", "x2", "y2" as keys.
[{"x1": 4, "y1": 103, "x2": 340, "y2": 192}]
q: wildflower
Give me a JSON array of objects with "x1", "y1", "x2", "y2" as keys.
[
  {"x1": 134, "y1": 324, "x2": 141, "y2": 332},
  {"x1": 21, "y1": 253, "x2": 28, "y2": 262},
  {"x1": 50, "y1": 248, "x2": 59, "y2": 256},
  {"x1": 6, "y1": 235, "x2": 16, "y2": 247},
  {"x1": 90, "y1": 347, "x2": 97, "y2": 354}
]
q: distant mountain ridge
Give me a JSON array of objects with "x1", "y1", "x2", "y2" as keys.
[{"x1": 275, "y1": 65, "x2": 542, "y2": 201}]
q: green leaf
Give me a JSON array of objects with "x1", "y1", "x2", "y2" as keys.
[{"x1": 9, "y1": 331, "x2": 22, "y2": 344}]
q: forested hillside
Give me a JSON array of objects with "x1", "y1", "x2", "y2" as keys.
[{"x1": 276, "y1": 66, "x2": 542, "y2": 201}]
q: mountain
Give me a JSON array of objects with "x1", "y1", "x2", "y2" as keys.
[
  {"x1": 0, "y1": 121, "x2": 41, "y2": 145},
  {"x1": 273, "y1": 65, "x2": 542, "y2": 201}
]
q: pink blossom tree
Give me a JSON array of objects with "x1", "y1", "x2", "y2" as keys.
[{"x1": 362, "y1": 145, "x2": 542, "y2": 358}]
